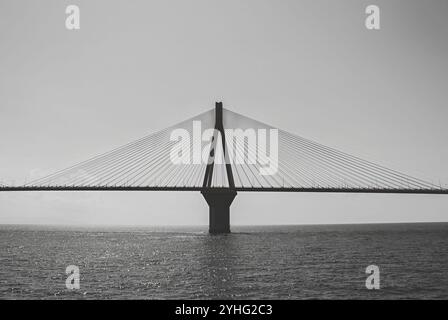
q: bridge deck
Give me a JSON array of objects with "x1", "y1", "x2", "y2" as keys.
[{"x1": 1, "y1": 186, "x2": 447, "y2": 194}]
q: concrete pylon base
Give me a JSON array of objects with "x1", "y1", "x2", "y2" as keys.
[{"x1": 201, "y1": 189, "x2": 237, "y2": 234}]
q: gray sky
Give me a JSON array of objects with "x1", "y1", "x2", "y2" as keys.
[{"x1": 1, "y1": 0, "x2": 447, "y2": 225}]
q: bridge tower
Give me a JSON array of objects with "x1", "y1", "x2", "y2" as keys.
[{"x1": 201, "y1": 102, "x2": 237, "y2": 234}]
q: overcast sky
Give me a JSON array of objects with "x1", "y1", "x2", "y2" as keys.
[{"x1": 1, "y1": 0, "x2": 447, "y2": 226}]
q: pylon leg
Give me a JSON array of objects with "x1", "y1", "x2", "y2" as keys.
[{"x1": 201, "y1": 190, "x2": 237, "y2": 234}]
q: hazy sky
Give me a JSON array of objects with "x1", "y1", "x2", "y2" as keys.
[{"x1": 1, "y1": 0, "x2": 447, "y2": 225}]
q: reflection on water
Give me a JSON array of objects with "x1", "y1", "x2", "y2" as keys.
[{"x1": 0, "y1": 223, "x2": 447, "y2": 299}]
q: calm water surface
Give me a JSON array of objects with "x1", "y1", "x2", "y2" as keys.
[{"x1": 0, "y1": 223, "x2": 447, "y2": 299}]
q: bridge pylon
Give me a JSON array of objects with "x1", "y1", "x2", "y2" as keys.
[
  {"x1": 202, "y1": 102, "x2": 236, "y2": 234},
  {"x1": 201, "y1": 189, "x2": 237, "y2": 234}
]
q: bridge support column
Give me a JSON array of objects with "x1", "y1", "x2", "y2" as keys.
[{"x1": 201, "y1": 190, "x2": 237, "y2": 234}]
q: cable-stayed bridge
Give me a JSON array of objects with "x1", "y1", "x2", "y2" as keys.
[{"x1": 1, "y1": 102, "x2": 447, "y2": 233}]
